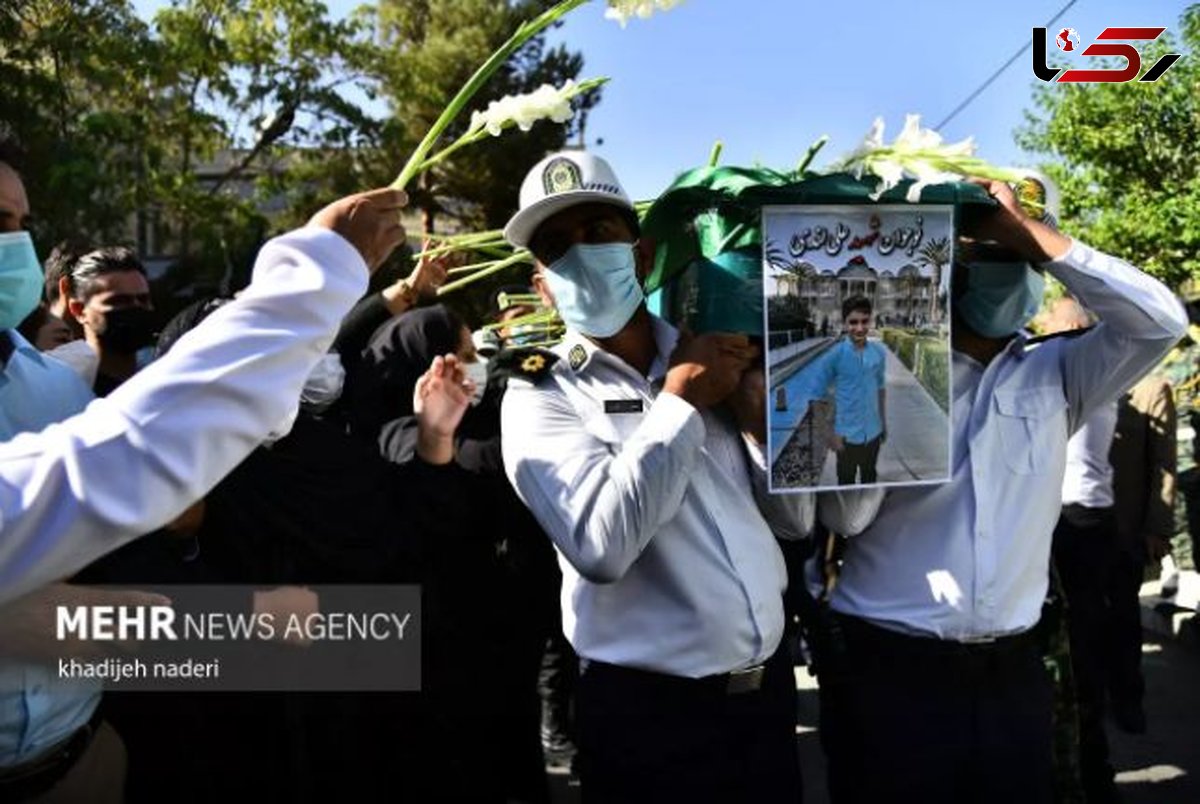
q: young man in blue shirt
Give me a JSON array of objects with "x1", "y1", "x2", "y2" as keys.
[{"x1": 812, "y1": 295, "x2": 887, "y2": 485}]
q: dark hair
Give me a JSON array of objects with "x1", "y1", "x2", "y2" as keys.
[
  {"x1": 154, "y1": 297, "x2": 232, "y2": 359},
  {"x1": 43, "y1": 240, "x2": 91, "y2": 305},
  {"x1": 68, "y1": 246, "x2": 147, "y2": 303},
  {"x1": 348, "y1": 305, "x2": 466, "y2": 440},
  {"x1": 842, "y1": 295, "x2": 872, "y2": 319},
  {"x1": 16, "y1": 303, "x2": 51, "y2": 345}
]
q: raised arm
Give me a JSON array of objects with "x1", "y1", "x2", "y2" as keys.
[
  {"x1": 969, "y1": 178, "x2": 1187, "y2": 429},
  {"x1": 0, "y1": 189, "x2": 406, "y2": 604}
]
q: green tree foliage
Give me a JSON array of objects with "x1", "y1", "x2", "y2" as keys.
[
  {"x1": 0, "y1": 0, "x2": 155, "y2": 241},
  {"x1": 1, "y1": 0, "x2": 381, "y2": 287},
  {"x1": 1, "y1": 0, "x2": 599, "y2": 316},
  {"x1": 1018, "y1": 5, "x2": 1200, "y2": 287}
]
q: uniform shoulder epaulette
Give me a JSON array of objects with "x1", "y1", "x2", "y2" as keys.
[
  {"x1": 1023, "y1": 325, "x2": 1094, "y2": 348},
  {"x1": 491, "y1": 347, "x2": 559, "y2": 385}
]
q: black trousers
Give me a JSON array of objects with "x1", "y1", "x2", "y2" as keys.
[
  {"x1": 836, "y1": 436, "x2": 881, "y2": 485},
  {"x1": 1106, "y1": 546, "x2": 1147, "y2": 709},
  {"x1": 820, "y1": 614, "x2": 1054, "y2": 804},
  {"x1": 575, "y1": 646, "x2": 802, "y2": 804},
  {"x1": 1053, "y1": 503, "x2": 1121, "y2": 804}
]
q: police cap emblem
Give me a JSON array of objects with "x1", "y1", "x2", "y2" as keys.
[{"x1": 543, "y1": 157, "x2": 583, "y2": 196}]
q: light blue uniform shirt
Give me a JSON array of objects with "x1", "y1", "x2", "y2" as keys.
[
  {"x1": 811, "y1": 338, "x2": 886, "y2": 444},
  {"x1": 830, "y1": 241, "x2": 1187, "y2": 640},
  {"x1": 0, "y1": 329, "x2": 99, "y2": 767}
]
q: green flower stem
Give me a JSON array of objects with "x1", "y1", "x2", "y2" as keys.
[
  {"x1": 416, "y1": 237, "x2": 506, "y2": 259},
  {"x1": 437, "y1": 251, "x2": 534, "y2": 295},
  {"x1": 409, "y1": 129, "x2": 492, "y2": 177},
  {"x1": 708, "y1": 140, "x2": 723, "y2": 167},
  {"x1": 445, "y1": 248, "x2": 526, "y2": 275},
  {"x1": 391, "y1": 0, "x2": 593, "y2": 190},
  {"x1": 419, "y1": 244, "x2": 518, "y2": 273},
  {"x1": 483, "y1": 309, "x2": 561, "y2": 331},
  {"x1": 795, "y1": 135, "x2": 829, "y2": 175}
]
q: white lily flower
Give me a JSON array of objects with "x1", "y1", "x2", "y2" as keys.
[
  {"x1": 469, "y1": 80, "x2": 579, "y2": 137},
  {"x1": 604, "y1": 0, "x2": 685, "y2": 27},
  {"x1": 835, "y1": 113, "x2": 998, "y2": 198},
  {"x1": 894, "y1": 113, "x2": 942, "y2": 151},
  {"x1": 863, "y1": 157, "x2": 905, "y2": 196}
]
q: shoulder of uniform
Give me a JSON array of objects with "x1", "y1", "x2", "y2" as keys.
[{"x1": 491, "y1": 347, "x2": 559, "y2": 385}]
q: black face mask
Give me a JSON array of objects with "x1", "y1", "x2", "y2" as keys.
[{"x1": 96, "y1": 306, "x2": 157, "y2": 354}]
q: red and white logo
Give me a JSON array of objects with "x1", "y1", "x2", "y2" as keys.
[{"x1": 1034, "y1": 26, "x2": 1182, "y2": 83}]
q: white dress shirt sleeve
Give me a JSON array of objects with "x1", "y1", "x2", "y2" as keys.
[
  {"x1": 502, "y1": 383, "x2": 706, "y2": 583},
  {"x1": 0, "y1": 227, "x2": 368, "y2": 604},
  {"x1": 740, "y1": 434, "x2": 814, "y2": 541},
  {"x1": 1048, "y1": 240, "x2": 1188, "y2": 433}
]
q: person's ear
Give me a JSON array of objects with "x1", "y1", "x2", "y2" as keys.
[
  {"x1": 634, "y1": 237, "x2": 656, "y2": 285},
  {"x1": 532, "y1": 269, "x2": 555, "y2": 309},
  {"x1": 57, "y1": 276, "x2": 71, "y2": 312},
  {"x1": 66, "y1": 297, "x2": 85, "y2": 322}
]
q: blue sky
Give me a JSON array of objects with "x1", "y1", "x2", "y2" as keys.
[{"x1": 132, "y1": 0, "x2": 1192, "y2": 199}]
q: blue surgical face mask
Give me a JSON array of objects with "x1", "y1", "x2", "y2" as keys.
[
  {"x1": 463, "y1": 358, "x2": 488, "y2": 406},
  {"x1": 0, "y1": 231, "x2": 43, "y2": 331},
  {"x1": 957, "y1": 261, "x2": 1045, "y2": 338},
  {"x1": 543, "y1": 243, "x2": 644, "y2": 338}
]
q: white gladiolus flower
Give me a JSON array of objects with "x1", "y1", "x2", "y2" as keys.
[
  {"x1": 604, "y1": 0, "x2": 686, "y2": 27},
  {"x1": 837, "y1": 114, "x2": 994, "y2": 199},
  {"x1": 469, "y1": 80, "x2": 579, "y2": 137}
]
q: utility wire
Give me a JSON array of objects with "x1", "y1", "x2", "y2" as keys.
[{"x1": 934, "y1": 0, "x2": 1078, "y2": 132}]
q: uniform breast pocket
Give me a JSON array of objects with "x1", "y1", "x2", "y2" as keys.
[
  {"x1": 993, "y1": 385, "x2": 1067, "y2": 475},
  {"x1": 582, "y1": 407, "x2": 646, "y2": 451}
]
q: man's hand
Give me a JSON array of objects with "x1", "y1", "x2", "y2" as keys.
[
  {"x1": 664, "y1": 332, "x2": 758, "y2": 410},
  {"x1": 382, "y1": 239, "x2": 453, "y2": 314},
  {"x1": 964, "y1": 178, "x2": 1071, "y2": 264},
  {"x1": 726, "y1": 366, "x2": 767, "y2": 444},
  {"x1": 830, "y1": 434, "x2": 845, "y2": 452},
  {"x1": 308, "y1": 188, "x2": 408, "y2": 272},
  {"x1": 414, "y1": 354, "x2": 473, "y2": 463},
  {"x1": 410, "y1": 239, "x2": 453, "y2": 299}
]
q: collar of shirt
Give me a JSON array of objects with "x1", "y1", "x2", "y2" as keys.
[
  {"x1": 556, "y1": 317, "x2": 677, "y2": 385},
  {"x1": 0, "y1": 329, "x2": 48, "y2": 373},
  {"x1": 0, "y1": 329, "x2": 62, "y2": 396}
]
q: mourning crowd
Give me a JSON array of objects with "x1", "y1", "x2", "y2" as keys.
[{"x1": 0, "y1": 137, "x2": 1193, "y2": 804}]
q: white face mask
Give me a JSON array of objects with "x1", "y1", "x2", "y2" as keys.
[
  {"x1": 299, "y1": 353, "x2": 346, "y2": 413},
  {"x1": 463, "y1": 359, "x2": 488, "y2": 406}
]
